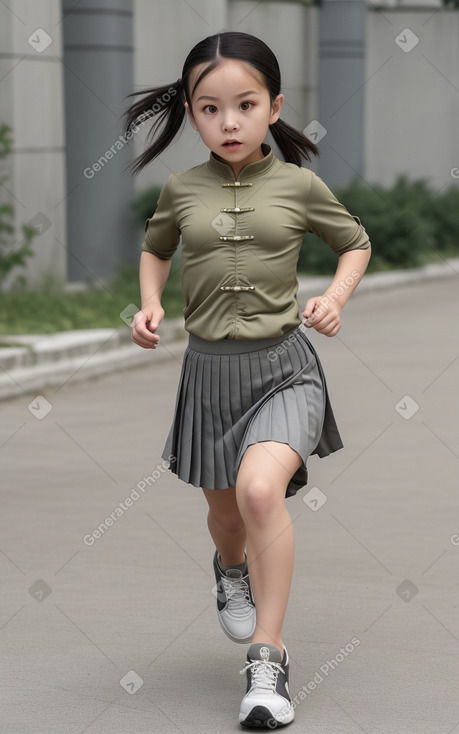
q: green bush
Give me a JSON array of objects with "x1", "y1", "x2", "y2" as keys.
[
  {"x1": 333, "y1": 175, "x2": 435, "y2": 270},
  {"x1": 298, "y1": 175, "x2": 459, "y2": 274},
  {"x1": 0, "y1": 124, "x2": 36, "y2": 287},
  {"x1": 0, "y1": 263, "x2": 184, "y2": 335},
  {"x1": 425, "y1": 186, "x2": 459, "y2": 254},
  {"x1": 131, "y1": 184, "x2": 163, "y2": 227},
  {"x1": 297, "y1": 233, "x2": 341, "y2": 275}
]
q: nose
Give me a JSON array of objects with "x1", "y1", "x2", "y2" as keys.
[{"x1": 222, "y1": 111, "x2": 239, "y2": 132}]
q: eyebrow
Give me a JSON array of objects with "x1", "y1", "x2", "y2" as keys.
[{"x1": 196, "y1": 90, "x2": 260, "y2": 101}]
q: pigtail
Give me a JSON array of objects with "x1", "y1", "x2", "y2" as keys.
[
  {"x1": 269, "y1": 118, "x2": 319, "y2": 167},
  {"x1": 122, "y1": 79, "x2": 185, "y2": 175}
]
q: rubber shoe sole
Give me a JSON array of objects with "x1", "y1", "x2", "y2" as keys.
[{"x1": 239, "y1": 704, "x2": 294, "y2": 728}]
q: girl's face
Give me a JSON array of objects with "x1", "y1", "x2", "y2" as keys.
[{"x1": 185, "y1": 59, "x2": 283, "y2": 176}]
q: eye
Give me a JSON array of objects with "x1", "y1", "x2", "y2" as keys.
[
  {"x1": 203, "y1": 104, "x2": 217, "y2": 114},
  {"x1": 240, "y1": 101, "x2": 254, "y2": 111}
]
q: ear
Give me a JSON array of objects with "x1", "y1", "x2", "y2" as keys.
[
  {"x1": 184, "y1": 101, "x2": 198, "y2": 131},
  {"x1": 269, "y1": 93, "x2": 284, "y2": 125}
]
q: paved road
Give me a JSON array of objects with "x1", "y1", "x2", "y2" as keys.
[{"x1": 1, "y1": 279, "x2": 458, "y2": 734}]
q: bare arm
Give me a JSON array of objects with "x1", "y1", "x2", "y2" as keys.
[
  {"x1": 302, "y1": 247, "x2": 372, "y2": 337},
  {"x1": 131, "y1": 251, "x2": 173, "y2": 349}
]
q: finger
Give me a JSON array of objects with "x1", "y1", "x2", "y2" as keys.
[
  {"x1": 317, "y1": 318, "x2": 340, "y2": 336},
  {"x1": 132, "y1": 328, "x2": 159, "y2": 346},
  {"x1": 131, "y1": 310, "x2": 146, "y2": 329},
  {"x1": 146, "y1": 320, "x2": 161, "y2": 333},
  {"x1": 313, "y1": 313, "x2": 337, "y2": 331},
  {"x1": 132, "y1": 310, "x2": 162, "y2": 335},
  {"x1": 302, "y1": 297, "x2": 318, "y2": 319},
  {"x1": 134, "y1": 322, "x2": 160, "y2": 341},
  {"x1": 131, "y1": 333, "x2": 158, "y2": 349},
  {"x1": 307, "y1": 307, "x2": 327, "y2": 326}
]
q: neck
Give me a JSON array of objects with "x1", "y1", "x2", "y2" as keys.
[{"x1": 215, "y1": 145, "x2": 266, "y2": 181}]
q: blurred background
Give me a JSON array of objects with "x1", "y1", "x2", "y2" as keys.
[{"x1": 0, "y1": 0, "x2": 458, "y2": 333}]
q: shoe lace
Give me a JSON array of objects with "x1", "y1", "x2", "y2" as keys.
[
  {"x1": 239, "y1": 659, "x2": 285, "y2": 691},
  {"x1": 222, "y1": 576, "x2": 252, "y2": 616}
]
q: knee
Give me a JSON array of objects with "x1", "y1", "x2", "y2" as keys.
[
  {"x1": 208, "y1": 507, "x2": 244, "y2": 535},
  {"x1": 236, "y1": 478, "x2": 280, "y2": 521}
]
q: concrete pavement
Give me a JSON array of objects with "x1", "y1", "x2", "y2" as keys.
[{"x1": 1, "y1": 278, "x2": 459, "y2": 733}]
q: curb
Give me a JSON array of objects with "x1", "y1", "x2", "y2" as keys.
[
  {"x1": 297, "y1": 257, "x2": 459, "y2": 299},
  {"x1": 0, "y1": 319, "x2": 188, "y2": 402},
  {"x1": 1, "y1": 258, "x2": 458, "y2": 402}
]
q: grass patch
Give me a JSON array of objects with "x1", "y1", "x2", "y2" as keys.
[{"x1": 0, "y1": 263, "x2": 185, "y2": 335}]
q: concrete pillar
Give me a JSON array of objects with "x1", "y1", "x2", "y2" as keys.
[
  {"x1": 132, "y1": 0, "x2": 228, "y2": 191},
  {"x1": 228, "y1": 0, "x2": 319, "y2": 166},
  {"x1": 63, "y1": 0, "x2": 135, "y2": 282},
  {"x1": 317, "y1": 0, "x2": 366, "y2": 186},
  {"x1": 0, "y1": 0, "x2": 67, "y2": 288}
]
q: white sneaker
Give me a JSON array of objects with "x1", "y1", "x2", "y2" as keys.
[
  {"x1": 212, "y1": 551, "x2": 256, "y2": 644},
  {"x1": 239, "y1": 643, "x2": 294, "y2": 728}
]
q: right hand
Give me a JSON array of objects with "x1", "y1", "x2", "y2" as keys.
[{"x1": 131, "y1": 305, "x2": 165, "y2": 349}]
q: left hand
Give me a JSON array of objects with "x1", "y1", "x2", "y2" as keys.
[{"x1": 302, "y1": 295, "x2": 342, "y2": 337}]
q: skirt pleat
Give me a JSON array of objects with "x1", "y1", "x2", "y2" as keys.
[{"x1": 162, "y1": 324, "x2": 344, "y2": 498}]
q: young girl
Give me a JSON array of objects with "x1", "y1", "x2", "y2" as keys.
[{"x1": 125, "y1": 31, "x2": 371, "y2": 729}]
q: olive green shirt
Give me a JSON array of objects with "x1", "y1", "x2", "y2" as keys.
[{"x1": 142, "y1": 144, "x2": 370, "y2": 340}]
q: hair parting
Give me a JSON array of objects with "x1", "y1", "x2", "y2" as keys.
[{"x1": 123, "y1": 32, "x2": 319, "y2": 175}]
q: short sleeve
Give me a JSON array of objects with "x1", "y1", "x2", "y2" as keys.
[
  {"x1": 141, "y1": 174, "x2": 181, "y2": 259},
  {"x1": 306, "y1": 172, "x2": 370, "y2": 255}
]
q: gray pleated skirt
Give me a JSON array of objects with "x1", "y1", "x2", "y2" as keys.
[{"x1": 161, "y1": 323, "x2": 343, "y2": 498}]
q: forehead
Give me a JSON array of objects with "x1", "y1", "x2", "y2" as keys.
[{"x1": 188, "y1": 59, "x2": 265, "y2": 98}]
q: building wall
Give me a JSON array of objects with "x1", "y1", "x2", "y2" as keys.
[
  {"x1": 62, "y1": 0, "x2": 135, "y2": 282},
  {"x1": 132, "y1": 0, "x2": 319, "y2": 197},
  {"x1": 132, "y1": 1, "x2": 459, "y2": 195},
  {"x1": 227, "y1": 0, "x2": 319, "y2": 171},
  {"x1": 131, "y1": 0, "x2": 229, "y2": 194},
  {"x1": 316, "y1": 0, "x2": 367, "y2": 187},
  {"x1": 365, "y1": 8, "x2": 459, "y2": 190},
  {"x1": 0, "y1": 1, "x2": 457, "y2": 287},
  {"x1": 0, "y1": 0, "x2": 67, "y2": 288}
]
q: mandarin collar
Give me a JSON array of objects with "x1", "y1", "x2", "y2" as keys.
[{"x1": 207, "y1": 143, "x2": 275, "y2": 181}]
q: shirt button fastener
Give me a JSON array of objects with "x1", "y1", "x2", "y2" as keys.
[
  {"x1": 220, "y1": 285, "x2": 256, "y2": 292},
  {"x1": 219, "y1": 235, "x2": 255, "y2": 242}
]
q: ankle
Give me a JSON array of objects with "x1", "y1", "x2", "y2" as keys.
[{"x1": 218, "y1": 551, "x2": 246, "y2": 568}]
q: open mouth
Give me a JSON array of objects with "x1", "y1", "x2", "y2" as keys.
[{"x1": 223, "y1": 140, "x2": 242, "y2": 151}]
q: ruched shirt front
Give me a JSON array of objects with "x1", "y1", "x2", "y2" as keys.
[{"x1": 141, "y1": 144, "x2": 370, "y2": 340}]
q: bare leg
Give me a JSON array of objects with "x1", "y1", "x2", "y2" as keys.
[
  {"x1": 235, "y1": 442, "x2": 302, "y2": 656},
  {"x1": 202, "y1": 486, "x2": 246, "y2": 567}
]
